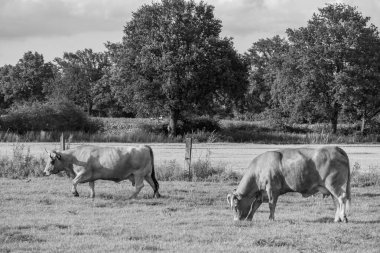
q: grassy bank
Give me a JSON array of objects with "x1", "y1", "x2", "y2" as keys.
[
  {"x1": 1, "y1": 118, "x2": 379, "y2": 144},
  {"x1": 1, "y1": 178, "x2": 379, "y2": 252}
]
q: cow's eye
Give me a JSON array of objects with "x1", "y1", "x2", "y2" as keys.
[{"x1": 50, "y1": 160, "x2": 55, "y2": 165}]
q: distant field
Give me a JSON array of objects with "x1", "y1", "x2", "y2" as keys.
[
  {"x1": 0, "y1": 143, "x2": 380, "y2": 173},
  {"x1": 1, "y1": 178, "x2": 379, "y2": 252}
]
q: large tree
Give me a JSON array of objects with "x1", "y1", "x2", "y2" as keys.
[
  {"x1": 54, "y1": 49, "x2": 110, "y2": 115},
  {"x1": 283, "y1": 3, "x2": 380, "y2": 133},
  {"x1": 0, "y1": 51, "x2": 54, "y2": 107},
  {"x1": 109, "y1": 0, "x2": 248, "y2": 135},
  {"x1": 246, "y1": 36, "x2": 289, "y2": 115}
]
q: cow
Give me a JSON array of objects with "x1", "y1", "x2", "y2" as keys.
[
  {"x1": 227, "y1": 146, "x2": 351, "y2": 223},
  {"x1": 44, "y1": 145, "x2": 160, "y2": 199}
]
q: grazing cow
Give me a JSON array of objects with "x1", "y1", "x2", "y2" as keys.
[
  {"x1": 227, "y1": 146, "x2": 351, "y2": 222},
  {"x1": 44, "y1": 145, "x2": 160, "y2": 199}
]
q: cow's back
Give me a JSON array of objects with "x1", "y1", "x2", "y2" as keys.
[
  {"x1": 279, "y1": 146, "x2": 349, "y2": 193},
  {"x1": 69, "y1": 145, "x2": 152, "y2": 180}
]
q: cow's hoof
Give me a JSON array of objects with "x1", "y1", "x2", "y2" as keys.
[
  {"x1": 343, "y1": 216, "x2": 348, "y2": 223},
  {"x1": 73, "y1": 192, "x2": 79, "y2": 197},
  {"x1": 154, "y1": 192, "x2": 161, "y2": 198}
]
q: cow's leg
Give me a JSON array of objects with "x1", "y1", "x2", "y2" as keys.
[
  {"x1": 268, "y1": 196, "x2": 278, "y2": 221},
  {"x1": 326, "y1": 184, "x2": 347, "y2": 223},
  {"x1": 127, "y1": 175, "x2": 135, "y2": 186},
  {"x1": 89, "y1": 181, "x2": 95, "y2": 198},
  {"x1": 71, "y1": 171, "x2": 92, "y2": 198},
  {"x1": 266, "y1": 187, "x2": 278, "y2": 221},
  {"x1": 128, "y1": 175, "x2": 144, "y2": 199},
  {"x1": 71, "y1": 185, "x2": 79, "y2": 197},
  {"x1": 144, "y1": 175, "x2": 161, "y2": 198},
  {"x1": 331, "y1": 195, "x2": 341, "y2": 222}
]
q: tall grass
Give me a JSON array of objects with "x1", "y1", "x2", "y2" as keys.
[
  {"x1": 156, "y1": 150, "x2": 241, "y2": 182},
  {"x1": 1, "y1": 117, "x2": 379, "y2": 143},
  {"x1": 0, "y1": 143, "x2": 45, "y2": 178},
  {"x1": 351, "y1": 162, "x2": 380, "y2": 187}
]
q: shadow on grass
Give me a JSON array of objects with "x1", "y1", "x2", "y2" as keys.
[
  {"x1": 309, "y1": 217, "x2": 334, "y2": 223},
  {"x1": 252, "y1": 238, "x2": 295, "y2": 248},
  {"x1": 357, "y1": 193, "x2": 380, "y2": 197},
  {"x1": 350, "y1": 220, "x2": 380, "y2": 224}
]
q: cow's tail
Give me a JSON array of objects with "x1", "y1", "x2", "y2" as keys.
[
  {"x1": 345, "y1": 160, "x2": 351, "y2": 215},
  {"x1": 146, "y1": 145, "x2": 159, "y2": 194}
]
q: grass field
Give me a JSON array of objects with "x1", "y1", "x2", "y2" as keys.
[{"x1": 1, "y1": 177, "x2": 379, "y2": 252}]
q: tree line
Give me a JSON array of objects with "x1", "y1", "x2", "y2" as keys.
[{"x1": 0, "y1": 1, "x2": 379, "y2": 136}]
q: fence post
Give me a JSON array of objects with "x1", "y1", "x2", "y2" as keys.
[
  {"x1": 185, "y1": 137, "x2": 194, "y2": 181},
  {"x1": 60, "y1": 133, "x2": 65, "y2": 151}
]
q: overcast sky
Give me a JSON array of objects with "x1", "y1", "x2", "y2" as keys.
[{"x1": 1, "y1": 0, "x2": 380, "y2": 66}]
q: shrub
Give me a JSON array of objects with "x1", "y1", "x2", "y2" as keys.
[
  {"x1": 155, "y1": 153, "x2": 241, "y2": 183},
  {"x1": 139, "y1": 116, "x2": 220, "y2": 136},
  {"x1": 0, "y1": 99, "x2": 102, "y2": 134},
  {"x1": 351, "y1": 162, "x2": 380, "y2": 187},
  {"x1": 180, "y1": 116, "x2": 220, "y2": 134},
  {"x1": 0, "y1": 143, "x2": 45, "y2": 179},
  {"x1": 155, "y1": 160, "x2": 186, "y2": 181}
]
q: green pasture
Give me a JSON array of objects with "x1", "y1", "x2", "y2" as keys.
[{"x1": 1, "y1": 178, "x2": 379, "y2": 252}]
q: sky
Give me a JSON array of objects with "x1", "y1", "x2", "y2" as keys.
[{"x1": 1, "y1": 0, "x2": 380, "y2": 66}]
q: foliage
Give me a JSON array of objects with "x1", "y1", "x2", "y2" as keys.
[
  {"x1": 351, "y1": 162, "x2": 380, "y2": 187},
  {"x1": 155, "y1": 160, "x2": 186, "y2": 181},
  {"x1": 0, "y1": 51, "x2": 55, "y2": 107},
  {"x1": 282, "y1": 3, "x2": 380, "y2": 133},
  {"x1": 245, "y1": 36, "x2": 289, "y2": 114},
  {"x1": 53, "y1": 49, "x2": 111, "y2": 115},
  {"x1": 107, "y1": 0, "x2": 248, "y2": 135},
  {"x1": 244, "y1": 4, "x2": 380, "y2": 134},
  {"x1": 0, "y1": 143, "x2": 45, "y2": 179},
  {"x1": 0, "y1": 99, "x2": 101, "y2": 134},
  {"x1": 1, "y1": 117, "x2": 380, "y2": 143}
]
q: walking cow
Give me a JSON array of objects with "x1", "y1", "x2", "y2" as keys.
[{"x1": 44, "y1": 145, "x2": 160, "y2": 199}]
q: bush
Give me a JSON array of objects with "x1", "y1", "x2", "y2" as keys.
[
  {"x1": 139, "y1": 116, "x2": 220, "y2": 136},
  {"x1": 0, "y1": 99, "x2": 102, "y2": 134},
  {"x1": 0, "y1": 143, "x2": 45, "y2": 179},
  {"x1": 180, "y1": 116, "x2": 220, "y2": 134},
  {"x1": 155, "y1": 160, "x2": 186, "y2": 181},
  {"x1": 351, "y1": 162, "x2": 380, "y2": 187},
  {"x1": 155, "y1": 153, "x2": 241, "y2": 183}
]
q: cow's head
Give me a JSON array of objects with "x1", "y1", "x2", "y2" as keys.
[
  {"x1": 44, "y1": 150, "x2": 64, "y2": 176},
  {"x1": 227, "y1": 190, "x2": 261, "y2": 221}
]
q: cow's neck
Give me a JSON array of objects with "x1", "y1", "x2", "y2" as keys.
[
  {"x1": 59, "y1": 150, "x2": 83, "y2": 177},
  {"x1": 236, "y1": 173, "x2": 259, "y2": 198}
]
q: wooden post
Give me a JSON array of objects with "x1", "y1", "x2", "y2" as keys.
[
  {"x1": 185, "y1": 137, "x2": 194, "y2": 181},
  {"x1": 60, "y1": 133, "x2": 65, "y2": 151}
]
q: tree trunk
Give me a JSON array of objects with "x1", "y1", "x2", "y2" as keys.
[
  {"x1": 88, "y1": 101, "x2": 93, "y2": 116},
  {"x1": 360, "y1": 116, "x2": 366, "y2": 134},
  {"x1": 330, "y1": 108, "x2": 339, "y2": 134},
  {"x1": 168, "y1": 109, "x2": 179, "y2": 137}
]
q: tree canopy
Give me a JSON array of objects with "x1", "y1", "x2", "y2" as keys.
[
  {"x1": 0, "y1": 2, "x2": 379, "y2": 135},
  {"x1": 246, "y1": 3, "x2": 380, "y2": 133},
  {"x1": 107, "y1": 0, "x2": 248, "y2": 135}
]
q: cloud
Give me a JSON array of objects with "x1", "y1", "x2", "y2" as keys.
[
  {"x1": 0, "y1": 0, "x2": 380, "y2": 65},
  {"x1": 0, "y1": 0, "x2": 146, "y2": 39}
]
